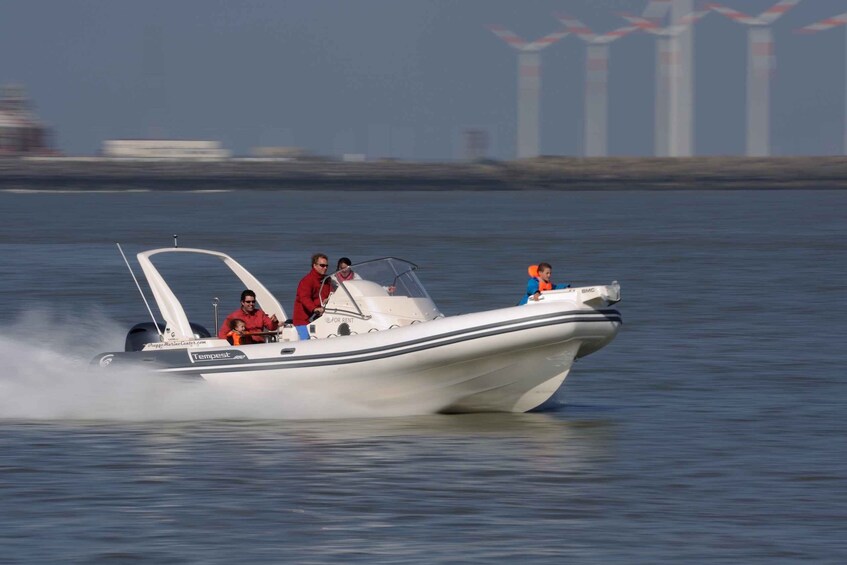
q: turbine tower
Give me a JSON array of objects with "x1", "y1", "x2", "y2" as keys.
[
  {"x1": 636, "y1": 1, "x2": 696, "y2": 155},
  {"x1": 797, "y1": 11, "x2": 847, "y2": 154},
  {"x1": 622, "y1": 10, "x2": 708, "y2": 157},
  {"x1": 672, "y1": 0, "x2": 695, "y2": 157},
  {"x1": 707, "y1": 0, "x2": 802, "y2": 157},
  {"x1": 555, "y1": 14, "x2": 637, "y2": 157},
  {"x1": 488, "y1": 25, "x2": 568, "y2": 159}
]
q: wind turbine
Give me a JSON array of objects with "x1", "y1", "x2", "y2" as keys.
[
  {"x1": 671, "y1": 1, "x2": 695, "y2": 157},
  {"x1": 555, "y1": 15, "x2": 637, "y2": 157},
  {"x1": 488, "y1": 25, "x2": 568, "y2": 159},
  {"x1": 797, "y1": 11, "x2": 847, "y2": 154},
  {"x1": 622, "y1": 10, "x2": 709, "y2": 157},
  {"x1": 633, "y1": 1, "x2": 697, "y2": 156},
  {"x1": 707, "y1": 0, "x2": 802, "y2": 157}
]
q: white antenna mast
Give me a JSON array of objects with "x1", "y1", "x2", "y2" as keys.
[{"x1": 117, "y1": 243, "x2": 162, "y2": 337}]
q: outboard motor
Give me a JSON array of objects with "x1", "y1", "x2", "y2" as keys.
[{"x1": 125, "y1": 322, "x2": 212, "y2": 352}]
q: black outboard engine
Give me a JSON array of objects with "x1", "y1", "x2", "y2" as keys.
[{"x1": 125, "y1": 322, "x2": 212, "y2": 352}]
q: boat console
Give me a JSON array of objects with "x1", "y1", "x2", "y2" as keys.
[{"x1": 311, "y1": 258, "x2": 443, "y2": 339}]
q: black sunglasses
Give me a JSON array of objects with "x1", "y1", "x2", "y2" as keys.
[{"x1": 316, "y1": 263, "x2": 328, "y2": 268}]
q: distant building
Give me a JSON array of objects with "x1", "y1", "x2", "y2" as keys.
[
  {"x1": 0, "y1": 84, "x2": 54, "y2": 155},
  {"x1": 102, "y1": 139, "x2": 230, "y2": 160},
  {"x1": 251, "y1": 146, "x2": 306, "y2": 160}
]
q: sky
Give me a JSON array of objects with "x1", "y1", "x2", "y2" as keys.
[{"x1": 2, "y1": 0, "x2": 847, "y2": 160}]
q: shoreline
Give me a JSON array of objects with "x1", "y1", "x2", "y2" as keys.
[{"x1": 2, "y1": 156, "x2": 847, "y2": 191}]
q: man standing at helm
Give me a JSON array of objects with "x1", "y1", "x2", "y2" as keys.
[{"x1": 293, "y1": 253, "x2": 332, "y2": 338}]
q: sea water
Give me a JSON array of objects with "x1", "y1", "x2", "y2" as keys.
[{"x1": 0, "y1": 189, "x2": 844, "y2": 562}]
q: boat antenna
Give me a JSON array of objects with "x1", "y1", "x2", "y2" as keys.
[
  {"x1": 212, "y1": 297, "x2": 220, "y2": 333},
  {"x1": 116, "y1": 243, "x2": 163, "y2": 338},
  {"x1": 173, "y1": 234, "x2": 178, "y2": 248}
]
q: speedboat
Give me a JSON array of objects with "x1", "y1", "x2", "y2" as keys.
[{"x1": 93, "y1": 247, "x2": 622, "y2": 414}]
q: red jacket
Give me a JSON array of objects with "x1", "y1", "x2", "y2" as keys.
[
  {"x1": 218, "y1": 308, "x2": 279, "y2": 344},
  {"x1": 293, "y1": 268, "x2": 331, "y2": 325}
]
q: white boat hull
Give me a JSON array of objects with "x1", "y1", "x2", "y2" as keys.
[{"x1": 117, "y1": 304, "x2": 620, "y2": 414}]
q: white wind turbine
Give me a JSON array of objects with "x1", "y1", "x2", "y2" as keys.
[
  {"x1": 555, "y1": 14, "x2": 637, "y2": 157},
  {"x1": 488, "y1": 25, "x2": 568, "y2": 159},
  {"x1": 622, "y1": 10, "x2": 709, "y2": 157},
  {"x1": 707, "y1": 0, "x2": 802, "y2": 156},
  {"x1": 635, "y1": 1, "x2": 697, "y2": 156},
  {"x1": 671, "y1": 1, "x2": 695, "y2": 157},
  {"x1": 797, "y1": 11, "x2": 847, "y2": 154}
]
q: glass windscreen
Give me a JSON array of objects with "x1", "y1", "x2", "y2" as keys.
[{"x1": 329, "y1": 258, "x2": 430, "y2": 299}]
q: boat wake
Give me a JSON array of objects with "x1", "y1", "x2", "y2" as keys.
[{"x1": 0, "y1": 312, "x2": 382, "y2": 421}]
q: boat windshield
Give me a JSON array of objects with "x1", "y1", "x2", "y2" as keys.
[{"x1": 332, "y1": 257, "x2": 430, "y2": 299}]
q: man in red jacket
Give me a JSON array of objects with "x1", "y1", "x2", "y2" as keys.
[
  {"x1": 292, "y1": 253, "x2": 332, "y2": 337},
  {"x1": 217, "y1": 289, "x2": 279, "y2": 344}
]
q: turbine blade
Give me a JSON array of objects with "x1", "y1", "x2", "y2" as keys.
[
  {"x1": 797, "y1": 12, "x2": 847, "y2": 34},
  {"x1": 619, "y1": 13, "x2": 658, "y2": 30},
  {"x1": 525, "y1": 29, "x2": 569, "y2": 51},
  {"x1": 707, "y1": 3, "x2": 758, "y2": 25},
  {"x1": 554, "y1": 13, "x2": 596, "y2": 42},
  {"x1": 758, "y1": 0, "x2": 802, "y2": 25},
  {"x1": 487, "y1": 25, "x2": 526, "y2": 50},
  {"x1": 594, "y1": 25, "x2": 639, "y2": 44}
]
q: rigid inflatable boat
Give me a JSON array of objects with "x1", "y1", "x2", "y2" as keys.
[{"x1": 93, "y1": 248, "x2": 621, "y2": 414}]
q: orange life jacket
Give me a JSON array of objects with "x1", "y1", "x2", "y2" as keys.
[
  {"x1": 527, "y1": 265, "x2": 553, "y2": 292},
  {"x1": 226, "y1": 330, "x2": 243, "y2": 346}
]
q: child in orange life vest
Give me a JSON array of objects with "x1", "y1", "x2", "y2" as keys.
[
  {"x1": 226, "y1": 318, "x2": 248, "y2": 345},
  {"x1": 519, "y1": 262, "x2": 570, "y2": 305}
]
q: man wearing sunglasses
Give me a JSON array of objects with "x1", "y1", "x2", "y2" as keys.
[
  {"x1": 292, "y1": 253, "x2": 332, "y2": 338},
  {"x1": 217, "y1": 289, "x2": 280, "y2": 344}
]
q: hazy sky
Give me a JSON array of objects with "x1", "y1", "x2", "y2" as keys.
[{"x1": 2, "y1": 0, "x2": 846, "y2": 159}]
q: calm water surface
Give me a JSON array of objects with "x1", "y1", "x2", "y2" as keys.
[{"x1": 0, "y1": 189, "x2": 844, "y2": 563}]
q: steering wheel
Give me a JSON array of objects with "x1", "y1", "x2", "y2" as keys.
[{"x1": 319, "y1": 277, "x2": 335, "y2": 308}]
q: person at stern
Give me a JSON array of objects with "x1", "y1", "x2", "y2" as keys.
[{"x1": 218, "y1": 289, "x2": 280, "y2": 344}]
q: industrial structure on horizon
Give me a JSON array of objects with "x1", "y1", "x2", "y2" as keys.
[
  {"x1": 0, "y1": 84, "x2": 54, "y2": 156},
  {"x1": 4, "y1": 1, "x2": 847, "y2": 162},
  {"x1": 486, "y1": 0, "x2": 837, "y2": 160},
  {"x1": 101, "y1": 139, "x2": 230, "y2": 160}
]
